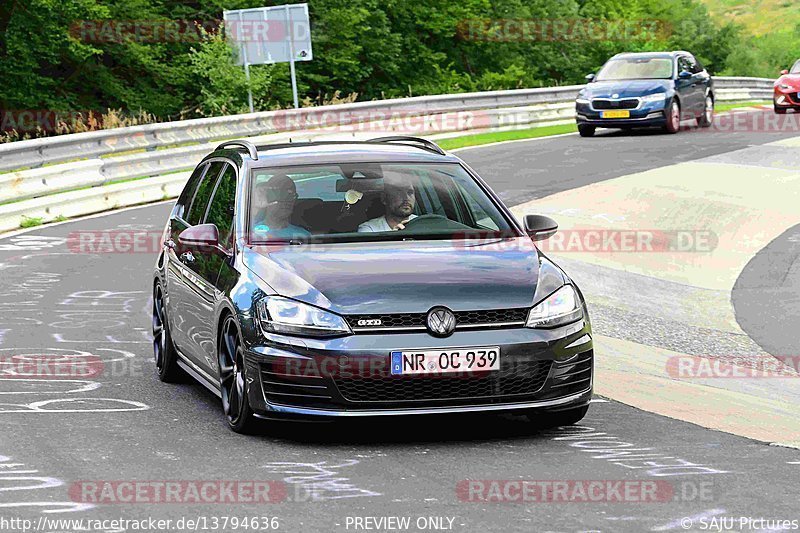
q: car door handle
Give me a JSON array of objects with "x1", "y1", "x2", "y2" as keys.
[{"x1": 180, "y1": 251, "x2": 195, "y2": 263}]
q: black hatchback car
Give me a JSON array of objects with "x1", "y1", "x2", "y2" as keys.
[
  {"x1": 575, "y1": 51, "x2": 714, "y2": 136},
  {"x1": 152, "y1": 137, "x2": 593, "y2": 433}
]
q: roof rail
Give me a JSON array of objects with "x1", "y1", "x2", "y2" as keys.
[
  {"x1": 369, "y1": 136, "x2": 446, "y2": 156},
  {"x1": 215, "y1": 140, "x2": 259, "y2": 160}
]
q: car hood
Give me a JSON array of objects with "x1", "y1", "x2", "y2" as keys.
[
  {"x1": 584, "y1": 79, "x2": 672, "y2": 98},
  {"x1": 243, "y1": 238, "x2": 552, "y2": 315},
  {"x1": 776, "y1": 74, "x2": 800, "y2": 87}
]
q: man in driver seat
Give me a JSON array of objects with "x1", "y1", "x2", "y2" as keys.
[{"x1": 358, "y1": 172, "x2": 418, "y2": 232}]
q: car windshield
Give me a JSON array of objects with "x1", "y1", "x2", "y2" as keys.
[
  {"x1": 595, "y1": 57, "x2": 673, "y2": 81},
  {"x1": 247, "y1": 162, "x2": 518, "y2": 243},
  {"x1": 791, "y1": 60, "x2": 800, "y2": 74}
]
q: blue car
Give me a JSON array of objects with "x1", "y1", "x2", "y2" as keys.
[{"x1": 575, "y1": 51, "x2": 714, "y2": 137}]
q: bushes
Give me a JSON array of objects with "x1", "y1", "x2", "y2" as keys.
[{"x1": 0, "y1": 0, "x2": 773, "y2": 138}]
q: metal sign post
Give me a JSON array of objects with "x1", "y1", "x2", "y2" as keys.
[
  {"x1": 285, "y1": 4, "x2": 299, "y2": 109},
  {"x1": 224, "y1": 3, "x2": 312, "y2": 112}
]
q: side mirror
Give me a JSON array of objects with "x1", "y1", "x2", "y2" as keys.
[
  {"x1": 781, "y1": 69, "x2": 789, "y2": 75},
  {"x1": 179, "y1": 223, "x2": 220, "y2": 248},
  {"x1": 523, "y1": 215, "x2": 558, "y2": 241},
  {"x1": 585, "y1": 73, "x2": 595, "y2": 82},
  {"x1": 678, "y1": 70, "x2": 692, "y2": 79}
]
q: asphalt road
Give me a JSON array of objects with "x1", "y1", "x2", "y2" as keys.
[
  {"x1": 732, "y1": 222, "x2": 800, "y2": 358},
  {"x1": 1, "y1": 111, "x2": 799, "y2": 533}
]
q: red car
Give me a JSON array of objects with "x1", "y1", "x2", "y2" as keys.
[{"x1": 774, "y1": 60, "x2": 800, "y2": 113}]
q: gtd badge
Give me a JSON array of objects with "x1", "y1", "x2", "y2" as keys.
[
  {"x1": 426, "y1": 307, "x2": 456, "y2": 337},
  {"x1": 357, "y1": 318, "x2": 382, "y2": 327}
]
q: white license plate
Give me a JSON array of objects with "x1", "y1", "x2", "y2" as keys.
[{"x1": 390, "y1": 347, "x2": 500, "y2": 375}]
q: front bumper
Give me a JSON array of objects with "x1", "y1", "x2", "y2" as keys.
[
  {"x1": 576, "y1": 99, "x2": 668, "y2": 128},
  {"x1": 774, "y1": 88, "x2": 800, "y2": 108},
  {"x1": 243, "y1": 317, "x2": 593, "y2": 419}
]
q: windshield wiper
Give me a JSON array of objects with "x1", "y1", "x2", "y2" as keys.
[{"x1": 250, "y1": 240, "x2": 304, "y2": 246}]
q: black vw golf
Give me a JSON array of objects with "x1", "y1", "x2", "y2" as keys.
[{"x1": 152, "y1": 137, "x2": 593, "y2": 433}]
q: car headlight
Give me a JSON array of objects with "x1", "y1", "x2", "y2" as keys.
[
  {"x1": 640, "y1": 92, "x2": 667, "y2": 103},
  {"x1": 576, "y1": 96, "x2": 591, "y2": 104},
  {"x1": 256, "y1": 296, "x2": 352, "y2": 337},
  {"x1": 526, "y1": 285, "x2": 583, "y2": 329}
]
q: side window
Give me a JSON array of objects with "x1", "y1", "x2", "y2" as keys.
[
  {"x1": 175, "y1": 163, "x2": 208, "y2": 221},
  {"x1": 186, "y1": 161, "x2": 223, "y2": 226},
  {"x1": 691, "y1": 56, "x2": 704, "y2": 73},
  {"x1": 678, "y1": 56, "x2": 696, "y2": 74},
  {"x1": 205, "y1": 164, "x2": 237, "y2": 248}
]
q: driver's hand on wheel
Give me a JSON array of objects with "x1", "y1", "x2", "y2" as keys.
[{"x1": 395, "y1": 217, "x2": 413, "y2": 230}]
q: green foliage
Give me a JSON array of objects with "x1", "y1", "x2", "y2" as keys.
[
  {"x1": 187, "y1": 32, "x2": 277, "y2": 115},
  {"x1": 720, "y1": 30, "x2": 800, "y2": 77},
  {"x1": 0, "y1": 0, "x2": 774, "y2": 128},
  {"x1": 20, "y1": 216, "x2": 44, "y2": 228}
]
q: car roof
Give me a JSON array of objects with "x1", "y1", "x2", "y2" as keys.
[
  {"x1": 611, "y1": 51, "x2": 690, "y2": 60},
  {"x1": 210, "y1": 140, "x2": 463, "y2": 169}
]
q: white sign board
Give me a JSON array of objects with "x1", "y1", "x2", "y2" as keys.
[{"x1": 223, "y1": 3, "x2": 312, "y2": 66}]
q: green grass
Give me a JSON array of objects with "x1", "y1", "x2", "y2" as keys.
[
  {"x1": 19, "y1": 216, "x2": 44, "y2": 228},
  {"x1": 715, "y1": 100, "x2": 771, "y2": 112},
  {"x1": 437, "y1": 123, "x2": 577, "y2": 150}
]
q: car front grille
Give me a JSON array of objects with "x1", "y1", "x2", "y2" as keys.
[
  {"x1": 333, "y1": 359, "x2": 552, "y2": 403},
  {"x1": 592, "y1": 98, "x2": 639, "y2": 110},
  {"x1": 345, "y1": 308, "x2": 529, "y2": 332}
]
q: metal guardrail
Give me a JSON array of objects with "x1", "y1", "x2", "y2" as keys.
[{"x1": 0, "y1": 77, "x2": 776, "y2": 233}]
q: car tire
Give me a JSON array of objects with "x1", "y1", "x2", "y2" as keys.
[
  {"x1": 218, "y1": 315, "x2": 260, "y2": 434},
  {"x1": 153, "y1": 284, "x2": 184, "y2": 383},
  {"x1": 526, "y1": 405, "x2": 589, "y2": 429},
  {"x1": 697, "y1": 96, "x2": 713, "y2": 127},
  {"x1": 775, "y1": 105, "x2": 787, "y2": 114},
  {"x1": 578, "y1": 125, "x2": 595, "y2": 137},
  {"x1": 663, "y1": 100, "x2": 681, "y2": 134}
]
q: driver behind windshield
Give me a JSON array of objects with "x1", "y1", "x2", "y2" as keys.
[
  {"x1": 358, "y1": 172, "x2": 418, "y2": 232},
  {"x1": 251, "y1": 175, "x2": 311, "y2": 239}
]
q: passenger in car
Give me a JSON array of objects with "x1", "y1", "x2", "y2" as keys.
[
  {"x1": 358, "y1": 172, "x2": 418, "y2": 232},
  {"x1": 251, "y1": 174, "x2": 311, "y2": 239}
]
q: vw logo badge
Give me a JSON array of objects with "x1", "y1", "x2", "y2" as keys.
[
  {"x1": 612, "y1": 93, "x2": 619, "y2": 99},
  {"x1": 426, "y1": 307, "x2": 456, "y2": 337}
]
